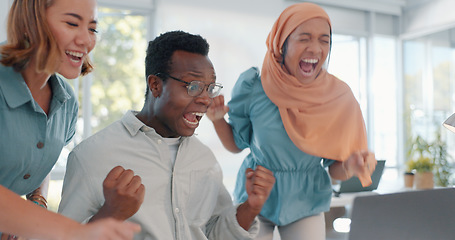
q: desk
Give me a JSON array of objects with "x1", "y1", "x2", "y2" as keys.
[{"x1": 330, "y1": 191, "x2": 379, "y2": 208}]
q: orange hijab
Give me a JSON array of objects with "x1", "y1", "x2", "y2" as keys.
[{"x1": 262, "y1": 3, "x2": 368, "y2": 162}]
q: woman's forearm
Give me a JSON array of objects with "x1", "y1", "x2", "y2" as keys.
[
  {"x1": 212, "y1": 118, "x2": 242, "y2": 153},
  {"x1": 0, "y1": 185, "x2": 82, "y2": 240}
]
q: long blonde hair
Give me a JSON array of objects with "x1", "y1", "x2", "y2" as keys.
[{"x1": 0, "y1": 0, "x2": 94, "y2": 75}]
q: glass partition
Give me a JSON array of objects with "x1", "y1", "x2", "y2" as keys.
[
  {"x1": 403, "y1": 30, "x2": 455, "y2": 157},
  {"x1": 403, "y1": 29, "x2": 455, "y2": 187}
]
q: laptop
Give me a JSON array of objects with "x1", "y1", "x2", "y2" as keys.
[
  {"x1": 349, "y1": 188, "x2": 455, "y2": 240},
  {"x1": 333, "y1": 160, "x2": 385, "y2": 196}
]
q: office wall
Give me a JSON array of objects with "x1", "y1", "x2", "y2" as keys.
[
  {"x1": 402, "y1": 0, "x2": 455, "y2": 38},
  {"x1": 157, "y1": 0, "x2": 395, "y2": 36},
  {"x1": 98, "y1": 0, "x2": 154, "y2": 10},
  {"x1": 0, "y1": 0, "x2": 402, "y2": 43},
  {"x1": 3, "y1": 0, "x2": 455, "y2": 41}
]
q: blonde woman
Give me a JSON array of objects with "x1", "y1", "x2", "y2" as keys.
[{"x1": 0, "y1": 0, "x2": 140, "y2": 239}]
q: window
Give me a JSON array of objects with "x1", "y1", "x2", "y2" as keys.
[
  {"x1": 371, "y1": 36, "x2": 399, "y2": 190},
  {"x1": 329, "y1": 34, "x2": 367, "y2": 115},
  {"x1": 403, "y1": 29, "x2": 455, "y2": 166},
  {"x1": 371, "y1": 36, "x2": 398, "y2": 167},
  {"x1": 329, "y1": 34, "x2": 399, "y2": 191}
]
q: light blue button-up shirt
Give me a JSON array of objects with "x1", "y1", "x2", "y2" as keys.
[
  {"x1": 0, "y1": 63, "x2": 78, "y2": 195},
  {"x1": 59, "y1": 111, "x2": 259, "y2": 240},
  {"x1": 229, "y1": 67, "x2": 335, "y2": 226}
]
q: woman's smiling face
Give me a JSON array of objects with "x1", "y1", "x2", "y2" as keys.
[
  {"x1": 283, "y1": 17, "x2": 331, "y2": 84},
  {"x1": 46, "y1": 0, "x2": 98, "y2": 79}
]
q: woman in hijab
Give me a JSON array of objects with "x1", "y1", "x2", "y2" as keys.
[{"x1": 207, "y1": 2, "x2": 377, "y2": 239}]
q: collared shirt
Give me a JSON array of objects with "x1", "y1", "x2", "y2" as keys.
[
  {"x1": 229, "y1": 67, "x2": 335, "y2": 226},
  {"x1": 0, "y1": 63, "x2": 77, "y2": 195},
  {"x1": 58, "y1": 110, "x2": 258, "y2": 240}
]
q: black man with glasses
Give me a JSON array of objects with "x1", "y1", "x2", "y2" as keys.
[{"x1": 58, "y1": 30, "x2": 276, "y2": 240}]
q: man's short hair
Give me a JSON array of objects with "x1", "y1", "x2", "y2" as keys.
[{"x1": 145, "y1": 30, "x2": 210, "y2": 78}]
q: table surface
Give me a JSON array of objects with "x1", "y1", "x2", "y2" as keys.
[{"x1": 330, "y1": 191, "x2": 379, "y2": 208}]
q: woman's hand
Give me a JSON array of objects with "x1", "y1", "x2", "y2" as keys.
[
  {"x1": 344, "y1": 150, "x2": 377, "y2": 187},
  {"x1": 67, "y1": 218, "x2": 141, "y2": 240},
  {"x1": 207, "y1": 95, "x2": 229, "y2": 122}
]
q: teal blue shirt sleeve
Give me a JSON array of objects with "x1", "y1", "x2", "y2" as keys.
[{"x1": 227, "y1": 67, "x2": 261, "y2": 150}]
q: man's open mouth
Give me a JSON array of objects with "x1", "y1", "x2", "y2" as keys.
[{"x1": 183, "y1": 112, "x2": 204, "y2": 126}]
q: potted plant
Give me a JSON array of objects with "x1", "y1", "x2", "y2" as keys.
[
  {"x1": 406, "y1": 135, "x2": 435, "y2": 189},
  {"x1": 403, "y1": 168, "x2": 415, "y2": 189},
  {"x1": 430, "y1": 132, "x2": 453, "y2": 187},
  {"x1": 406, "y1": 156, "x2": 435, "y2": 189},
  {"x1": 406, "y1": 132, "x2": 454, "y2": 188}
]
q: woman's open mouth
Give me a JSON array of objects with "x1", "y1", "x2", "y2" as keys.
[
  {"x1": 65, "y1": 50, "x2": 84, "y2": 63},
  {"x1": 299, "y1": 58, "x2": 318, "y2": 77}
]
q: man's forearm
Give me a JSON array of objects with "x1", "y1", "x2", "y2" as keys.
[{"x1": 235, "y1": 201, "x2": 260, "y2": 231}]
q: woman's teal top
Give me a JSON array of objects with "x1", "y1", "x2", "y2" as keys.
[
  {"x1": 0, "y1": 63, "x2": 78, "y2": 195},
  {"x1": 230, "y1": 67, "x2": 334, "y2": 226}
]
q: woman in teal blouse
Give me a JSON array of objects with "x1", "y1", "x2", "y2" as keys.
[
  {"x1": 207, "y1": 3, "x2": 377, "y2": 240},
  {"x1": 228, "y1": 67, "x2": 334, "y2": 226},
  {"x1": 0, "y1": 0, "x2": 139, "y2": 239}
]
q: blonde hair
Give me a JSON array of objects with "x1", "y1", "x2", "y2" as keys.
[{"x1": 0, "y1": 0, "x2": 94, "y2": 75}]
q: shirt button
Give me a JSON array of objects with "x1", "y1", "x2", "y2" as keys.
[
  {"x1": 175, "y1": 208, "x2": 180, "y2": 213},
  {"x1": 157, "y1": 139, "x2": 162, "y2": 144},
  {"x1": 23, "y1": 174, "x2": 31, "y2": 179},
  {"x1": 36, "y1": 142, "x2": 44, "y2": 149}
]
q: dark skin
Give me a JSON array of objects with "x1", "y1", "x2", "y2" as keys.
[
  {"x1": 89, "y1": 166, "x2": 145, "y2": 222},
  {"x1": 95, "y1": 50, "x2": 275, "y2": 231},
  {"x1": 136, "y1": 50, "x2": 215, "y2": 138}
]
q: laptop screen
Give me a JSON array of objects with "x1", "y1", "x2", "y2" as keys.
[
  {"x1": 349, "y1": 188, "x2": 455, "y2": 240},
  {"x1": 333, "y1": 160, "x2": 386, "y2": 195}
]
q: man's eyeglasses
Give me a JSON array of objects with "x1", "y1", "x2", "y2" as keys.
[{"x1": 156, "y1": 73, "x2": 223, "y2": 98}]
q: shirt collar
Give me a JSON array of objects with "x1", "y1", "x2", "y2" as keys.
[
  {"x1": 121, "y1": 110, "x2": 149, "y2": 137},
  {"x1": 121, "y1": 110, "x2": 188, "y2": 142},
  {"x1": 0, "y1": 64, "x2": 32, "y2": 108},
  {"x1": 51, "y1": 74, "x2": 72, "y2": 103},
  {"x1": 0, "y1": 64, "x2": 72, "y2": 109}
]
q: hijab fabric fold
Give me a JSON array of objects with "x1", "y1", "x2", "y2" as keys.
[{"x1": 261, "y1": 3, "x2": 368, "y2": 163}]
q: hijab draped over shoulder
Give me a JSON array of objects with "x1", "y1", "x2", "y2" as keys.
[{"x1": 261, "y1": 3, "x2": 368, "y2": 162}]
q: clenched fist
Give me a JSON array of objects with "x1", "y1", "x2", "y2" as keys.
[
  {"x1": 245, "y1": 166, "x2": 276, "y2": 215},
  {"x1": 91, "y1": 166, "x2": 145, "y2": 222}
]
